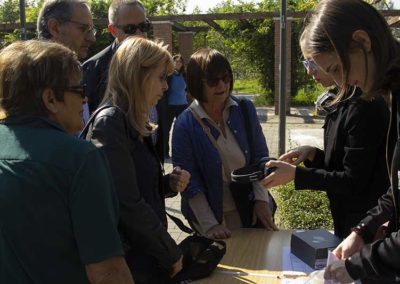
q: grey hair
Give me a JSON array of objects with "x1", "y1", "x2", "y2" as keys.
[
  {"x1": 108, "y1": 0, "x2": 145, "y2": 26},
  {"x1": 37, "y1": 0, "x2": 89, "y2": 39}
]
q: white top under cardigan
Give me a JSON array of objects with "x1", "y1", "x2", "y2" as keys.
[{"x1": 188, "y1": 98, "x2": 270, "y2": 234}]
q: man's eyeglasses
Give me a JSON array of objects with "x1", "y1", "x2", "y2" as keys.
[
  {"x1": 64, "y1": 84, "x2": 86, "y2": 99},
  {"x1": 116, "y1": 19, "x2": 152, "y2": 35},
  {"x1": 303, "y1": 59, "x2": 318, "y2": 73},
  {"x1": 66, "y1": 20, "x2": 97, "y2": 36},
  {"x1": 204, "y1": 74, "x2": 231, "y2": 87}
]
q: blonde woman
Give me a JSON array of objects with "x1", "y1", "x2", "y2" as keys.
[{"x1": 83, "y1": 37, "x2": 190, "y2": 284}]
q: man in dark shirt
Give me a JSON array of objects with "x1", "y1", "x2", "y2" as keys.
[
  {"x1": 37, "y1": 0, "x2": 98, "y2": 126},
  {"x1": 83, "y1": 0, "x2": 149, "y2": 113}
]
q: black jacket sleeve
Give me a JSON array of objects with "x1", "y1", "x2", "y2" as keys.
[
  {"x1": 345, "y1": 190, "x2": 399, "y2": 281},
  {"x1": 163, "y1": 174, "x2": 178, "y2": 198},
  {"x1": 88, "y1": 110, "x2": 181, "y2": 269},
  {"x1": 295, "y1": 99, "x2": 388, "y2": 196}
]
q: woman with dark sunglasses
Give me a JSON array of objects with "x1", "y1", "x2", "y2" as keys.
[
  {"x1": 172, "y1": 48, "x2": 278, "y2": 239},
  {"x1": 262, "y1": 27, "x2": 390, "y2": 240}
]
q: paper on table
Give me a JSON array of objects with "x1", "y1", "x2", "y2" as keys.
[
  {"x1": 324, "y1": 250, "x2": 339, "y2": 284},
  {"x1": 324, "y1": 250, "x2": 362, "y2": 284},
  {"x1": 281, "y1": 246, "x2": 314, "y2": 284}
]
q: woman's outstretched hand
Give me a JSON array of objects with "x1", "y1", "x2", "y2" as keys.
[
  {"x1": 279, "y1": 145, "x2": 316, "y2": 165},
  {"x1": 260, "y1": 160, "x2": 296, "y2": 188}
]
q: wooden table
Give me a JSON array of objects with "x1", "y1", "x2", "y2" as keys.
[{"x1": 194, "y1": 229, "x2": 303, "y2": 284}]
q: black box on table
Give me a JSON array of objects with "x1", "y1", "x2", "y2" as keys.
[{"x1": 290, "y1": 229, "x2": 341, "y2": 269}]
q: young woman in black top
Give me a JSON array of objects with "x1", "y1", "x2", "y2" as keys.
[
  {"x1": 270, "y1": 0, "x2": 400, "y2": 283},
  {"x1": 262, "y1": 27, "x2": 390, "y2": 240}
]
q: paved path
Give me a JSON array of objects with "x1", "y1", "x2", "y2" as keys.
[{"x1": 165, "y1": 106, "x2": 325, "y2": 243}]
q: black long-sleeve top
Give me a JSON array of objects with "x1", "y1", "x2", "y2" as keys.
[
  {"x1": 345, "y1": 91, "x2": 400, "y2": 282},
  {"x1": 294, "y1": 90, "x2": 390, "y2": 238},
  {"x1": 84, "y1": 105, "x2": 181, "y2": 272}
]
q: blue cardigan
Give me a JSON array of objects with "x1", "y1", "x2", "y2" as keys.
[{"x1": 172, "y1": 96, "x2": 269, "y2": 223}]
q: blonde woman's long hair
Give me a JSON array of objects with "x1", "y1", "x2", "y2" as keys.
[{"x1": 103, "y1": 37, "x2": 173, "y2": 138}]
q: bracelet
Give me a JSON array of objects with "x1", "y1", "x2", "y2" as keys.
[{"x1": 351, "y1": 223, "x2": 370, "y2": 242}]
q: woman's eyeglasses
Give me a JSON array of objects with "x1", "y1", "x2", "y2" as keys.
[
  {"x1": 204, "y1": 74, "x2": 231, "y2": 87},
  {"x1": 303, "y1": 59, "x2": 318, "y2": 73},
  {"x1": 64, "y1": 84, "x2": 86, "y2": 99},
  {"x1": 116, "y1": 19, "x2": 152, "y2": 35}
]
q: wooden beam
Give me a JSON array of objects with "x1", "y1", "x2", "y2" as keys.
[
  {"x1": 1, "y1": 10, "x2": 400, "y2": 33},
  {"x1": 388, "y1": 16, "x2": 400, "y2": 26},
  {"x1": 203, "y1": 19, "x2": 223, "y2": 32},
  {"x1": 0, "y1": 22, "x2": 35, "y2": 32},
  {"x1": 171, "y1": 22, "x2": 209, "y2": 32},
  {"x1": 172, "y1": 21, "x2": 189, "y2": 32}
]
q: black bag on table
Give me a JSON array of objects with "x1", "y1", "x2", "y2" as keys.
[{"x1": 167, "y1": 214, "x2": 226, "y2": 284}]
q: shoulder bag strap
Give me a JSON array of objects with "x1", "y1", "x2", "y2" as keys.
[
  {"x1": 166, "y1": 212, "x2": 193, "y2": 234},
  {"x1": 189, "y1": 106, "x2": 232, "y2": 181},
  {"x1": 239, "y1": 98, "x2": 253, "y2": 163},
  {"x1": 79, "y1": 104, "x2": 116, "y2": 140}
]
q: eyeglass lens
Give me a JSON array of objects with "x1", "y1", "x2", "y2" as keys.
[
  {"x1": 303, "y1": 59, "x2": 318, "y2": 73},
  {"x1": 207, "y1": 74, "x2": 231, "y2": 87},
  {"x1": 121, "y1": 20, "x2": 152, "y2": 35}
]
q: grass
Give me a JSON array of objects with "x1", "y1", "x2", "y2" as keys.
[
  {"x1": 233, "y1": 78, "x2": 268, "y2": 96},
  {"x1": 233, "y1": 78, "x2": 273, "y2": 106},
  {"x1": 233, "y1": 78, "x2": 327, "y2": 108}
]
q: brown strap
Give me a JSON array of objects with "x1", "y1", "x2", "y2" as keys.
[{"x1": 189, "y1": 107, "x2": 232, "y2": 181}]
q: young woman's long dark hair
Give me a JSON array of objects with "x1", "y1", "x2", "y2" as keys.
[{"x1": 306, "y1": 0, "x2": 400, "y2": 96}]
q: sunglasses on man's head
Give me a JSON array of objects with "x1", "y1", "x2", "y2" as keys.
[
  {"x1": 204, "y1": 74, "x2": 231, "y2": 87},
  {"x1": 116, "y1": 19, "x2": 152, "y2": 35},
  {"x1": 303, "y1": 59, "x2": 318, "y2": 73}
]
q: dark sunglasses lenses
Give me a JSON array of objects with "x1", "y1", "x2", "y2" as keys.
[
  {"x1": 122, "y1": 20, "x2": 152, "y2": 34},
  {"x1": 206, "y1": 75, "x2": 231, "y2": 87}
]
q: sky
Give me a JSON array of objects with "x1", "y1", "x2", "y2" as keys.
[
  {"x1": 185, "y1": 0, "x2": 400, "y2": 13},
  {"x1": 185, "y1": 0, "x2": 255, "y2": 13}
]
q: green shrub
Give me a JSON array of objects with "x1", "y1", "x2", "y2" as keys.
[
  {"x1": 271, "y1": 182, "x2": 333, "y2": 230},
  {"x1": 253, "y1": 94, "x2": 273, "y2": 106},
  {"x1": 233, "y1": 78, "x2": 266, "y2": 95},
  {"x1": 292, "y1": 85, "x2": 326, "y2": 106},
  {"x1": 233, "y1": 78, "x2": 273, "y2": 106}
]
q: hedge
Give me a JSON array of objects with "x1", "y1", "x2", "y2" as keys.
[{"x1": 271, "y1": 182, "x2": 334, "y2": 230}]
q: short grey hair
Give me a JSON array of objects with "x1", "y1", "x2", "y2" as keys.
[
  {"x1": 37, "y1": 0, "x2": 89, "y2": 39},
  {"x1": 108, "y1": 0, "x2": 145, "y2": 26}
]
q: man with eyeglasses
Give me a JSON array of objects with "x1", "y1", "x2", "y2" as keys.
[
  {"x1": 37, "y1": 0, "x2": 97, "y2": 130},
  {"x1": 37, "y1": 0, "x2": 96, "y2": 60},
  {"x1": 83, "y1": 0, "x2": 150, "y2": 113}
]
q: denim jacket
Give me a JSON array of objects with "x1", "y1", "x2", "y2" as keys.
[{"x1": 172, "y1": 96, "x2": 269, "y2": 223}]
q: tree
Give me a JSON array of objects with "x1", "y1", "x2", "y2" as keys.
[
  {"x1": 141, "y1": 0, "x2": 187, "y2": 16},
  {"x1": 0, "y1": 0, "x2": 20, "y2": 24}
]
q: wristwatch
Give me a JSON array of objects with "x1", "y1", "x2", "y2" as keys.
[{"x1": 350, "y1": 223, "x2": 372, "y2": 243}]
